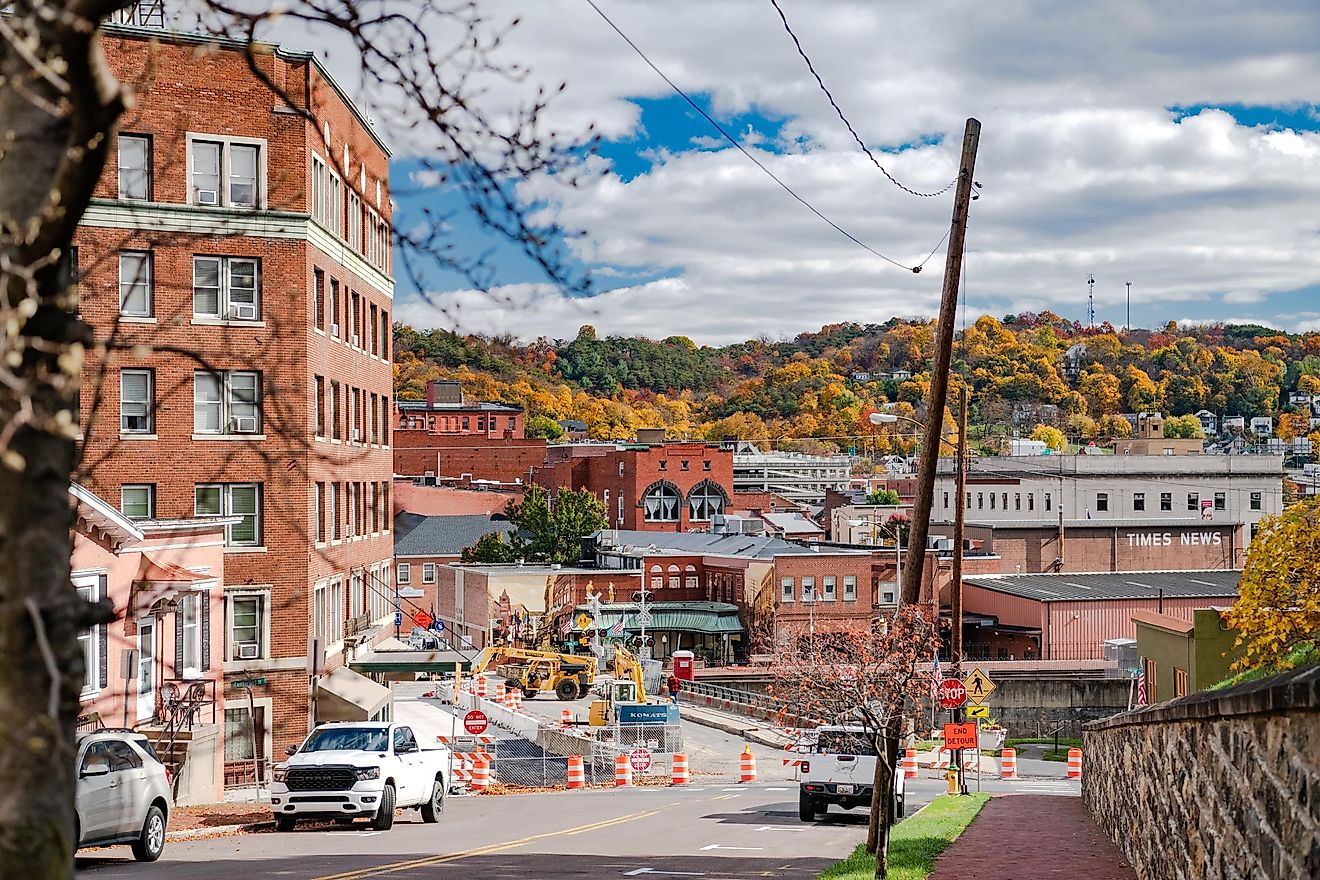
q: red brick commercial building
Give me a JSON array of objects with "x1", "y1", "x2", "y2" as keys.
[
  {"x1": 393, "y1": 431, "x2": 547, "y2": 484},
  {"x1": 960, "y1": 570, "x2": 1240, "y2": 661},
  {"x1": 395, "y1": 379, "x2": 524, "y2": 438},
  {"x1": 535, "y1": 441, "x2": 735, "y2": 532},
  {"x1": 77, "y1": 25, "x2": 395, "y2": 768}
]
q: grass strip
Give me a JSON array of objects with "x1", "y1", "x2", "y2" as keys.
[{"x1": 818, "y1": 793, "x2": 990, "y2": 880}]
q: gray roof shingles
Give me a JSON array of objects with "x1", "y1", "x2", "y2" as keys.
[
  {"x1": 963, "y1": 569, "x2": 1241, "y2": 602},
  {"x1": 393, "y1": 514, "x2": 514, "y2": 557}
]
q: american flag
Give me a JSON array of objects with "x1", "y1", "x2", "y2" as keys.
[
  {"x1": 1136, "y1": 665, "x2": 1147, "y2": 706},
  {"x1": 609, "y1": 617, "x2": 626, "y2": 637},
  {"x1": 559, "y1": 617, "x2": 573, "y2": 635}
]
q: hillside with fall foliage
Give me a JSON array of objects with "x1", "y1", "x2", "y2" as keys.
[{"x1": 393, "y1": 314, "x2": 1320, "y2": 454}]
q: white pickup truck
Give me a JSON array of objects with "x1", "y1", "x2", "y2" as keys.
[
  {"x1": 271, "y1": 722, "x2": 450, "y2": 831},
  {"x1": 799, "y1": 725, "x2": 905, "y2": 823}
]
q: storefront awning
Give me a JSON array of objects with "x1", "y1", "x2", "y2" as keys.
[
  {"x1": 571, "y1": 602, "x2": 744, "y2": 635},
  {"x1": 348, "y1": 650, "x2": 474, "y2": 675},
  {"x1": 131, "y1": 553, "x2": 209, "y2": 615},
  {"x1": 317, "y1": 666, "x2": 392, "y2": 722}
]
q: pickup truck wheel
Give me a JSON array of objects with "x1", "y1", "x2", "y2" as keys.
[
  {"x1": 130, "y1": 805, "x2": 166, "y2": 862},
  {"x1": 798, "y1": 792, "x2": 818, "y2": 822},
  {"x1": 275, "y1": 815, "x2": 296, "y2": 832},
  {"x1": 555, "y1": 679, "x2": 579, "y2": 701},
  {"x1": 371, "y1": 784, "x2": 396, "y2": 831},
  {"x1": 420, "y1": 779, "x2": 445, "y2": 823}
]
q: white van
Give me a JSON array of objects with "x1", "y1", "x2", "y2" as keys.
[{"x1": 799, "y1": 725, "x2": 905, "y2": 823}]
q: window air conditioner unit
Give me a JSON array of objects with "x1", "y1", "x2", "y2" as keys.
[
  {"x1": 237, "y1": 643, "x2": 260, "y2": 660},
  {"x1": 196, "y1": 189, "x2": 219, "y2": 206},
  {"x1": 229, "y1": 302, "x2": 258, "y2": 320},
  {"x1": 232, "y1": 416, "x2": 258, "y2": 433},
  {"x1": 330, "y1": 323, "x2": 340, "y2": 337},
  {"x1": 352, "y1": 428, "x2": 361, "y2": 442},
  {"x1": 351, "y1": 334, "x2": 360, "y2": 347}
]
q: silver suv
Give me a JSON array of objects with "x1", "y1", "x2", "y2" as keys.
[{"x1": 76, "y1": 730, "x2": 173, "y2": 861}]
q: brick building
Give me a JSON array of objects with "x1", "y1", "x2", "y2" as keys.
[
  {"x1": 392, "y1": 431, "x2": 547, "y2": 484},
  {"x1": 394, "y1": 379, "x2": 524, "y2": 438},
  {"x1": 534, "y1": 442, "x2": 735, "y2": 532},
  {"x1": 76, "y1": 26, "x2": 395, "y2": 764}
]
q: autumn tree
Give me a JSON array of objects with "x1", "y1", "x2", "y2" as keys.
[
  {"x1": 770, "y1": 608, "x2": 939, "y2": 879},
  {"x1": 1276, "y1": 412, "x2": 1311, "y2": 442},
  {"x1": 461, "y1": 531, "x2": 517, "y2": 564},
  {"x1": 1030, "y1": 423, "x2": 1066, "y2": 451},
  {"x1": 1226, "y1": 499, "x2": 1320, "y2": 670},
  {"x1": 502, "y1": 485, "x2": 607, "y2": 565},
  {"x1": 1163, "y1": 414, "x2": 1205, "y2": 439},
  {"x1": 867, "y1": 488, "x2": 901, "y2": 506}
]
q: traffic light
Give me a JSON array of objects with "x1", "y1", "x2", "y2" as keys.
[{"x1": 631, "y1": 590, "x2": 653, "y2": 603}]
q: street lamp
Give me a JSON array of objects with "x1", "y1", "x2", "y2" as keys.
[{"x1": 803, "y1": 584, "x2": 816, "y2": 659}]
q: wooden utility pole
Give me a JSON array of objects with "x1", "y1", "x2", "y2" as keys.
[
  {"x1": 950, "y1": 385, "x2": 968, "y2": 675},
  {"x1": 900, "y1": 117, "x2": 981, "y2": 608}
]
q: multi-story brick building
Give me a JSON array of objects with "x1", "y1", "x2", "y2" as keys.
[
  {"x1": 76, "y1": 24, "x2": 395, "y2": 767},
  {"x1": 535, "y1": 441, "x2": 735, "y2": 532},
  {"x1": 393, "y1": 431, "x2": 547, "y2": 484},
  {"x1": 395, "y1": 379, "x2": 524, "y2": 438}
]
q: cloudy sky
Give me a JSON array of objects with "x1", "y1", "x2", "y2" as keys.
[{"x1": 328, "y1": 1, "x2": 1320, "y2": 344}]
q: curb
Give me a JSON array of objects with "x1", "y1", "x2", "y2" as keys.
[
  {"x1": 166, "y1": 820, "x2": 273, "y2": 841},
  {"x1": 679, "y1": 708, "x2": 789, "y2": 749}
]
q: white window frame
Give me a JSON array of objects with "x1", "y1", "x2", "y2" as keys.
[
  {"x1": 843, "y1": 575, "x2": 857, "y2": 601},
  {"x1": 118, "y1": 251, "x2": 152, "y2": 317},
  {"x1": 179, "y1": 592, "x2": 203, "y2": 677},
  {"x1": 121, "y1": 484, "x2": 155, "y2": 520},
  {"x1": 228, "y1": 591, "x2": 269, "y2": 659},
  {"x1": 781, "y1": 577, "x2": 794, "y2": 603},
  {"x1": 823, "y1": 575, "x2": 836, "y2": 600},
  {"x1": 802, "y1": 576, "x2": 816, "y2": 602},
  {"x1": 348, "y1": 191, "x2": 362, "y2": 252},
  {"x1": 328, "y1": 578, "x2": 344, "y2": 645},
  {"x1": 187, "y1": 133, "x2": 267, "y2": 209},
  {"x1": 117, "y1": 134, "x2": 150, "y2": 200},
  {"x1": 194, "y1": 370, "x2": 261, "y2": 435},
  {"x1": 120, "y1": 368, "x2": 154, "y2": 434},
  {"x1": 75, "y1": 574, "x2": 102, "y2": 696},
  {"x1": 195, "y1": 483, "x2": 262, "y2": 547},
  {"x1": 397, "y1": 563, "x2": 412, "y2": 585},
  {"x1": 313, "y1": 581, "x2": 327, "y2": 644},
  {"x1": 193, "y1": 255, "x2": 260, "y2": 321}
]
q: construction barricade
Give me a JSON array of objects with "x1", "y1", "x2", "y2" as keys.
[
  {"x1": 614, "y1": 753, "x2": 632, "y2": 787},
  {"x1": 902, "y1": 748, "x2": 918, "y2": 779},
  {"x1": 739, "y1": 745, "x2": 757, "y2": 783},
  {"x1": 566, "y1": 755, "x2": 586, "y2": 789},
  {"x1": 1066, "y1": 747, "x2": 1083, "y2": 779},
  {"x1": 671, "y1": 752, "x2": 689, "y2": 785},
  {"x1": 1000, "y1": 747, "x2": 1017, "y2": 779}
]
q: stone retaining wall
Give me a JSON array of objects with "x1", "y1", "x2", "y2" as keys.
[{"x1": 1083, "y1": 665, "x2": 1319, "y2": 880}]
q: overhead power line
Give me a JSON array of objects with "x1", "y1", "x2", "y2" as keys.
[
  {"x1": 583, "y1": 0, "x2": 939, "y2": 273},
  {"x1": 769, "y1": 0, "x2": 957, "y2": 199}
]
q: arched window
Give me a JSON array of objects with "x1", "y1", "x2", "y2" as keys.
[
  {"x1": 667, "y1": 564, "x2": 680, "y2": 590},
  {"x1": 641, "y1": 481, "x2": 681, "y2": 522},
  {"x1": 684, "y1": 564, "x2": 698, "y2": 590},
  {"x1": 649, "y1": 564, "x2": 663, "y2": 592},
  {"x1": 688, "y1": 481, "x2": 728, "y2": 521}
]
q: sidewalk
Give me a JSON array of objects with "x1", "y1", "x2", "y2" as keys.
[{"x1": 928, "y1": 795, "x2": 1136, "y2": 879}]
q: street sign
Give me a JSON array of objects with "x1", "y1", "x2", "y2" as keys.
[
  {"x1": 637, "y1": 610, "x2": 654, "y2": 627},
  {"x1": 966, "y1": 704, "x2": 990, "y2": 719},
  {"x1": 463, "y1": 710, "x2": 489, "y2": 735},
  {"x1": 233, "y1": 677, "x2": 266, "y2": 689},
  {"x1": 963, "y1": 668, "x2": 996, "y2": 705},
  {"x1": 575, "y1": 612, "x2": 594, "y2": 630},
  {"x1": 394, "y1": 611, "x2": 403, "y2": 627},
  {"x1": 629, "y1": 747, "x2": 653, "y2": 773},
  {"x1": 937, "y1": 678, "x2": 968, "y2": 709},
  {"x1": 943, "y1": 722, "x2": 978, "y2": 750},
  {"x1": 412, "y1": 609, "x2": 434, "y2": 629},
  {"x1": 431, "y1": 619, "x2": 446, "y2": 633}
]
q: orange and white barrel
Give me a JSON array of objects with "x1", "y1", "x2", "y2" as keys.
[
  {"x1": 902, "y1": 748, "x2": 918, "y2": 779},
  {"x1": 567, "y1": 755, "x2": 586, "y2": 789},
  {"x1": 476, "y1": 676, "x2": 488, "y2": 698},
  {"x1": 739, "y1": 745, "x2": 757, "y2": 783},
  {"x1": 511, "y1": 689, "x2": 523, "y2": 711},
  {"x1": 1000, "y1": 747, "x2": 1017, "y2": 779},
  {"x1": 471, "y1": 755, "x2": 490, "y2": 792},
  {"x1": 1066, "y1": 748, "x2": 1083, "y2": 779},
  {"x1": 561, "y1": 708, "x2": 574, "y2": 727},
  {"x1": 615, "y1": 753, "x2": 632, "y2": 787},
  {"x1": 671, "y1": 752, "x2": 690, "y2": 785}
]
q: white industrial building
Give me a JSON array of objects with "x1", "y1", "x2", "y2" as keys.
[{"x1": 733, "y1": 447, "x2": 852, "y2": 506}]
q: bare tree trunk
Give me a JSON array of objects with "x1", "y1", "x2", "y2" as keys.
[
  {"x1": 865, "y1": 716, "x2": 904, "y2": 878},
  {"x1": 0, "y1": 3, "x2": 130, "y2": 875}
]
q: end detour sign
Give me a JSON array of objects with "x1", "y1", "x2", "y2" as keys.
[{"x1": 943, "y1": 722, "x2": 978, "y2": 751}]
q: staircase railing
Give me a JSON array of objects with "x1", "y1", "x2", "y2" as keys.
[{"x1": 158, "y1": 679, "x2": 215, "y2": 797}]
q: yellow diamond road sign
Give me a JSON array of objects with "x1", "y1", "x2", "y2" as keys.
[
  {"x1": 966, "y1": 704, "x2": 990, "y2": 719},
  {"x1": 964, "y1": 669, "x2": 996, "y2": 705},
  {"x1": 575, "y1": 612, "x2": 594, "y2": 631}
]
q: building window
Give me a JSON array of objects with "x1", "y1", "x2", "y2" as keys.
[
  {"x1": 1250, "y1": 491, "x2": 1262, "y2": 511},
  {"x1": 685, "y1": 566, "x2": 698, "y2": 590},
  {"x1": 195, "y1": 483, "x2": 261, "y2": 546},
  {"x1": 397, "y1": 563, "x2": 411, "y2": 585},
  {"x1": 1143, "y1": 657, "x2": 1158, "y2": 703},
  {"x1": 120, "y1": 368, "x2": 154, "y2": 434},
  {"x1": 194, "y1": 371, "x2": 261, "y2": 434},
  {"x1": 1133, "y1": 492, "x2": 1145, "y2": 512},
  {"x1": 330, "y1": 278, "x2": 341, "y2": 337},
  {"x1": 1002, "y1": 492, "x2": 1008, "y2": 510},
  {"x1": 121, "y1": 484, "x2": 155, "y2": 520},
  {"x1": 1014, "y1": 493, "x2": 1021, "y2": 511},
  {"x1": 1214, "y1": 492, "x2": 1226, "y2": 511},
  {"x1": 823, "y1": 575, "x2": 836, "y2": 600},
  {"x1": 966, "y1": 492, "x2": 971, "y2": 510},
  {"x1": 1173, "y1": 667, "x2": 1188, "y2": 699},
  {"x1": 313, "y1": 269, "x2": 326, "y2": 331},
  {"x1": 943, "y1": 491, "x2": 950, "y2": 509},
  {"x1": 688, "y1": 481, "x2": 727, "y2": 522},
  {"x1": 1250, "y1": 522, "x2": 1260, "y2": 540},
  {"x1": 1028, "y1": 493, "x2": 1035, "y2": 511},
  {"x1": 75, "y1": 575, "x2": 102, "y2": 695},
  {"x1": 314, "y1": 376, "x2": 326, "y2": 436},
  {"x1": 1187, "y1": 493, "x2": 1199, "y2": 512},
  {"x1": 780, "y1": 577, "x2": 794, "y2": 603},
  {"x1": 191, "y1": 138, "x2": 260, "y2": 207},
  {"x1": 313, "y1": 482, "x2": 325, "y2": 542},
  {"x1": 882, "y1": 583, "x2": 896, "y2": 604},
  {"x1": 1161, "y1": 492, "x2": 1172, "y2": 511},
  {"x1": 194, "y1": 256, "x2": 260, "y2": 321},
  {"x1": 989, "y1": 493, "x2": 996, "y2": 510},
  {"x1": 1044, "y1": 492, "x2": 1052, "y2": 512},
  {"x1": 178, "y1": 592, "x2": 203, "y2": 676},
  {"x1": 681, "y1": 460, "x2": 690, "y2": 471},
  {"x1": 843, "y1": 575, "x2": 857, "y2": 601},
  {"x1": 117, "y1": 134, "x2": 150, "y2": 200},
  {"x1": 422, "y1": 563, "x2": 437, "y2": 584},
  {"x1": 977, "y1": 493, "x2": 984, "y2": 510},
  {"x1": 658, "y1": 460, "x2": 667, "y2": 471},
  {"x1": 330, "y1": 483, "x2": 341, "y2": 540},
  {"x1": 641, "y1": 482, "x2": 681, "y2": 522},
  {"x1": 802, "y1": 576, "x2": 816, "y2": 602},
  {"x1": 229, "y1": 593, "x2": 267, "y2": 661},
  {"x1": 119, "y1": 251, "x2": 152, "y2": 316}
]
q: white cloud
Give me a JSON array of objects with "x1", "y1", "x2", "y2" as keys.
[{"x1": 292, "y1": 1, "x2": 1320, "y2": 342}]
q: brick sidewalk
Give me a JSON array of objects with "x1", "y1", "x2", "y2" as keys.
[{"x1": 928, "y1": 795, "x2": 1136, "y2": 879}]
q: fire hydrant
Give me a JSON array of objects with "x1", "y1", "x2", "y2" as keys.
[{"x1": 945, "y1": 766, "x2": 960, "y2": 795}]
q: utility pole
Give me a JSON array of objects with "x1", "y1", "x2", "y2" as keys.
[
  {"x1": 1125, "y1": 282, "x2": 1132, "y2": 334},
  {"x1": 900, "y1": 117, "x2": 980, "y2": 608},
  {"x1": 1087, "y1": 274, "x2": 1096, "y2": 328},
  {"x1": 950, "y1": 385, "x2": 968, "y2": 675}
]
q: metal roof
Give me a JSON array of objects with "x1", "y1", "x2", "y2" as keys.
[
  {"x1": 956, "y1": 519, "x2": 1242, "y2": 529},
  {"x1": 396, "y1": 399, "x2": 523, "y2": 413},
  {"x1": 393, "y1": 513, "x2": 514, "y2": 557},
  {"x1": 599, "y1": 529, "x2": 807, "y2": 559},
  {"x1": 571, "y1": 601, "x2": 743, "y2": 634},
  {"x1": 963, "y1": 570, "x2": 1241, "y2": 602}
]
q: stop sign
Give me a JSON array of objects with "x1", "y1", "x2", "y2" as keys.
[
  {"x1": 937, "y1": 678, "x2": 968, "y2": 709},
  {"x1": 463, "y1": 710, "x2": 489, "y2": 735},
  {"x1": 629, "y1": 747, "x2": 653, "y2": 773}
]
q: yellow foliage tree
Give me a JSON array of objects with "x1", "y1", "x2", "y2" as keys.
[
  {"x1": 1030, "y1": 423, "x2": 1066, "y2": 451},
  {"x1": 1226, "y1": 499, "x2": 1320, "y2": 670}
]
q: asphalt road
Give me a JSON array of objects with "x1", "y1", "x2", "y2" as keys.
[{"x1": 76, "y1": 779, "x2": 951, "y2": 879}]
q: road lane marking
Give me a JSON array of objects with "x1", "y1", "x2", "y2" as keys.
[
  {"x1": 623, "y1": 869, "x2": 706, "y2": 877},
  {"x1": 753, "y1": 825, "x2": 805, "y2": 832},
  {"x1": 712, "y1": 794, "x2": 739, "y2": 801},
  {"x1": 309, "y1": 807, "x2": 667, "y2": 880},
  {"x1": 765, "y1": 787, "x2": 789, "y2": 792},
  {"x1": 700, "y1": 843, "x2": 763, "y2": 851}
]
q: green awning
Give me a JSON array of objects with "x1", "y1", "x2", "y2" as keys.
[
  {"x1": 349, "y1": 650, "x2": 473, "y2": 675},
  {"x1": 571, "y1": 602, "x2": 743, "y2": 635}
]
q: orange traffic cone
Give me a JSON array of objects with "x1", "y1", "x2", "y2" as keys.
[
  {"x1": 567, "y1": 755, "x2": 585, "y2": 789},
  {"x1": 902, "y1": 748, "x2": 918, "y2": 779},
  {"x1": 1066, "y1": 748, "x2": 1082, "y2": 779},
  {"x1": 1000, "y1": 748, "x2": 1017, "y2": 779},
  {"x1": 672, "y1": 752, "x2": 690, "y2": 785},
  {"x1": 615, "y1": 753, "x2": 632, "y2": 787},
  {"x1": 739, "y1": 745, "x2": 757, "y2": 783}
]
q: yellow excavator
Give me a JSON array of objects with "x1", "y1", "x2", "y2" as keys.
[
  {"x1": 588, "y1": 645, "x2": 650, "y2": 725},
  {"x1": 468, "y1": 646, "x2": 598, "y2": 701}
]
